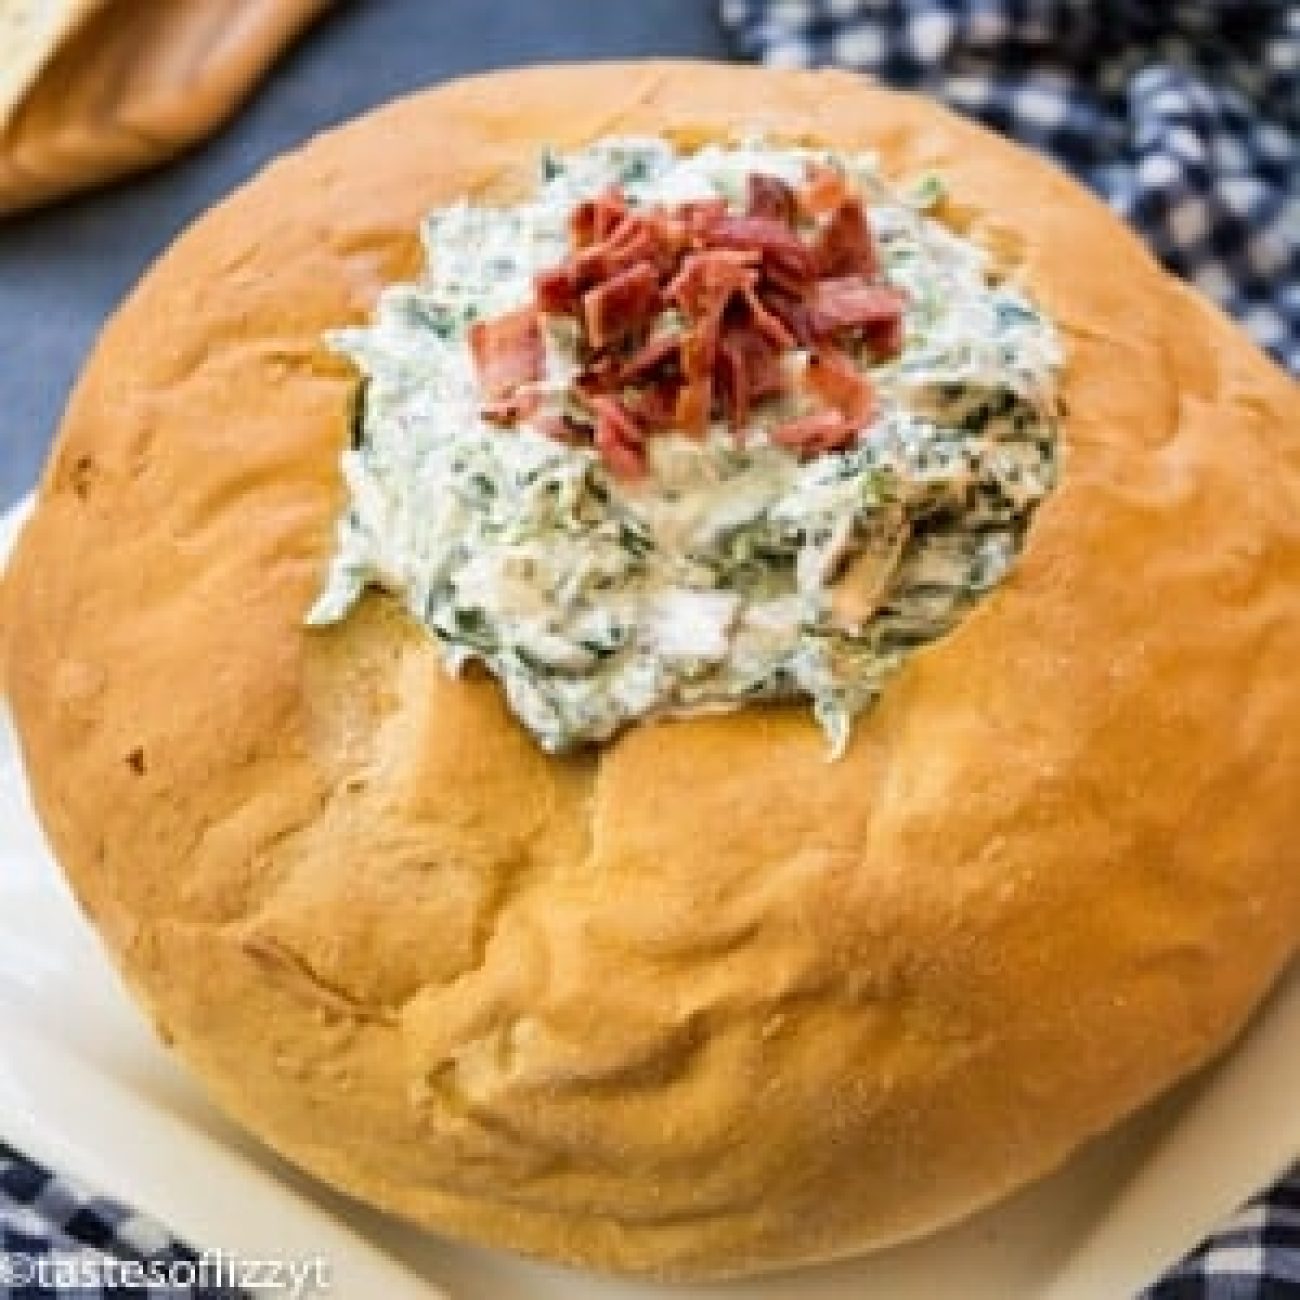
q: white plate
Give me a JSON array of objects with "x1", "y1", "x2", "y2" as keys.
[{"x1": 1, "y1": 493, "x2": 1297, "y2": 1300}]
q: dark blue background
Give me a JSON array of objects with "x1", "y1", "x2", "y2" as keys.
[{"x1": 0, "y1": 0, "x2": 730, "y2": 506}]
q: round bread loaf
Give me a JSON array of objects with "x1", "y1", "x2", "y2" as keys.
[{"x1": 3, "y1": 62, "x2": 1299, "y2": 1280}]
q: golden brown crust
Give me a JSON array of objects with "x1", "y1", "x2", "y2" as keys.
[
  {"x1": 0, "y1": 0, "x2": 329, "y2": 214},
  {"x1": 4, "y1": 62, "x2": 1300, "y2": 1278}
]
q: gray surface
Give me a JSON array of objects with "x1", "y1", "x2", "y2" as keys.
[{"x1": 0, "y1": 0, "x2": 731, "y2": 507}]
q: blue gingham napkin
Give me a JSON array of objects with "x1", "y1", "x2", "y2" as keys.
[
  {"x1": 719, "y1": 0, "x2": 1300, "y2": 376},
  {"x1": 3, "y1": 1138, "x2": 1299, "y2": 1296},
  {"x1": 1139, "y1": 1169, "x2": 1300, "y2": 1297},
  {"x1": 0, "y1": 1144, "x2": 244, "y2": 1298}
]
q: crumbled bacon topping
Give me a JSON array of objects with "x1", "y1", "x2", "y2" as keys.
[
  {"x1": 804, "y1": 162, "x2": 857, "y2": 215},
  {"x1": 815, "y1": 197, "x2": 877, "y2": 278},
  {"x1": 583, "y1": 263, "x2": 661, "y2": 350},
  {"x1": 590, "y1": 394, "x2": 647, "y2": 479},
  {"x1": 469, "y1": 165, "x2": 907, "y2": 478},
  {"x1": 806, "y1": 347, "x2": 875, "y2": 426},
  {"x1": 469, "y1": 306, "x2": 544, "y2": 402}
]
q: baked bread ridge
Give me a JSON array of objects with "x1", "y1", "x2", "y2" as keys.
[{"x1": 4, "y1": 61, "x2": 1299, "y2": 1279}]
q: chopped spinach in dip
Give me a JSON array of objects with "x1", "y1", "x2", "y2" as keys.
[{"x1": 308, "y1": 138, "x2": 1063, "y2": 755}]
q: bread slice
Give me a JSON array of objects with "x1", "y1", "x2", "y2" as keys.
[
  {"x1": 0, "y1": 0, "x2": 100, "y2": 126},
  {"x1": 0, "y1": 0, "x2": 102, "y2": 127},
  {"x1": 0, "y1": 0, "x2": 326, "y2": 213}
]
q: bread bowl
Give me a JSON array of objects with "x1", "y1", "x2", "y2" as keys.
[{"x1": 2, "y1": 61, "x2": 1298, "y2": 1279}]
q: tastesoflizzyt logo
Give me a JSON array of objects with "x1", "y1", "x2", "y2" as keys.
[{"x1": 0, "y1": 1248, "x2": 332, "y2": 1296}]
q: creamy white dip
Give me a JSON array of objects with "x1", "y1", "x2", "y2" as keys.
[{"x1": 309, "y1": 138, "x2": 1063, "y2": 755}]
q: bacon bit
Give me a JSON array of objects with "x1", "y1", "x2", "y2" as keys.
[
  {"x1": 712, "y1": 215, "x2": 811, "y2": 271},
  {"x1": 764, "y1": 289, "x2": 820, "y2": 349},
  {"x1": 806, "y1": 349, "x2": 874, "y2": 425},
  {"x1": 666, "y1": 248, "x2": 760, "y2": 315},
  {"x1": 535, "y1": 265, "x2": 580, "y2": 315},
  {"x1": 866, "y1": 311, "x2": 905, "y2": 359},
  {"x1": 582, "y1": 263, "x2": 661, "y2": 349},
  {"x1": 597, "y1": 434, "x2": 647, "y2": 480},
  {"x1": 811, "y1": 278, "x2": 906, "y2": 338},
  {"x1": 668, "y1": 250, "x2": 797, "y2": 375},
  {"x1": 573, "y1": 362, "x2": 624, "y2": 411},
  {"x1": 747, "y1": 173, "x2": 798, "y2": 225},
  {"x1": 591, "y1": 395, "x2": 647, "y2": 478},
  {"x1": 644, "y1": 209, "x2": 694, "y2": 272},
  {"x1": 717, "y1": 327, "x2": 787, "y2": 427},
  {"x1": 710, "y1": 216, "x2": 819, "y2": 287},
  {"x1": 673, "y1": 377, "x2": 713, "y2": 437},
  {"x1": 743, "y1": 339, "x2": 788, "y2": 404},
  {"x1": 571, "y1": 186, "x2": 628, "y2": 248},
  {"x1": 625, "y1": 378, "x2": 680, "y2": 427},
  {"x1": 680, "y1": 310, "x2": 725, "y2": 390},
  {"x1": 716, "y1": 336, "x2": 752, "y2": 427},
  {"x1": 469, "y1": 306, "x2": 544, "y2": 401},
  {"x1": 622, "y1": 330, "x2": 681, "y2": 379},
  {"x1": 678, "y1": 198, "x2": 728, "y2": 241},
  {"x1": 800, "y1": 162, "x2": 852, "y2": 217},
  {"x1": 772, "y1": 409, "x2": 858, "y2": 456},
  {"x1": 740, "y1": 283, "x2": 797, "y2": 350},
  {"x1": 816, "y1": 198, "x2": 878, "y2": 278},
  {"x1": 762, "y1": 254, "x2": 818, "y2": 298},
  {"x1": 574, "y1": 213, "x2": 663, "y2": 285}
]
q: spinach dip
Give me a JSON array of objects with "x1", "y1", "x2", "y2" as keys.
[{"x1": 309, "y1": 138, "x2": 1063, "y2": 755}]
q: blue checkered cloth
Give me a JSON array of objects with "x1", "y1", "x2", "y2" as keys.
[
  {"x1": 2, "y1": 1137, "x2": 1298, "y2": 1297},
  {"x1": 719, "y1": 0, "x2": 1300, "y2": 376},
  {"x1": 0, "y1": 1144, "x2": 243, "y2": 1299},
  {"x1": 1138, "y1": 1168, "x2": 1300, "y2": 1297}
]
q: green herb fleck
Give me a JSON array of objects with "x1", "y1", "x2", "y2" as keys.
[
  {"x1": 909, "y1": 173, "x2": 948, "y2": 210},
  {"x1": 541, "y1": 149, "x2": 564, "y2": 182}
]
